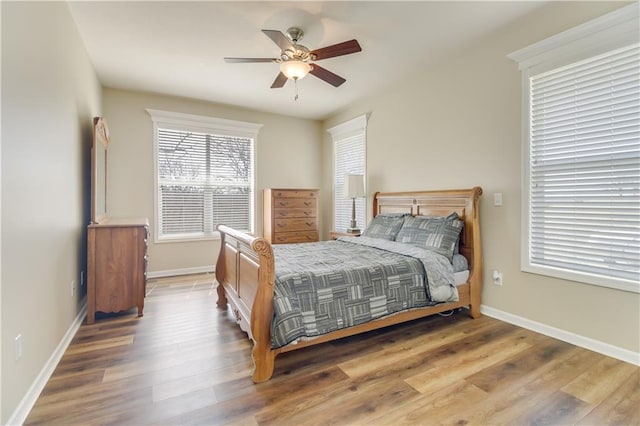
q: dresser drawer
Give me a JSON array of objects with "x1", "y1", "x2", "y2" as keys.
[
  {"x1": 275, "y1": 218, "x2": 317, "y2": 232},
  {"x1": 274, "y1": 207, "x2": 316, "y2": 219},
  {"x1": 273, "y1": 198, "x2": 317, "y2": 209},
  {"x1": 273, "y1": 231, "x2": 319, "y2": 244},
  {"x1": 271, "y1": 189, "x2": 318, "y2": 199}
]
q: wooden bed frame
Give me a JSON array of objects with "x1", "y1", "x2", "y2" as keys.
[{"x1": 215, "y1": 187, "x2": 483, "y2": 382}]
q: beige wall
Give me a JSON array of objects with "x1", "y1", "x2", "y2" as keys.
[
  {"x1": 322, "y1": 1, "x2": 639, "y2": 353},
  {"x1": 103, "y1": 88, "x2": 322, "y2": 275},
  {"x1": 1, "y1": 2, "x2": 103, "y2": 422}
]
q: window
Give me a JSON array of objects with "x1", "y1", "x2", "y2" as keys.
[
  {"x1": 328, "y1": 115, "x2": 367, "y2": 232},
  {"x1": 147, "y1": 109, "x2": 262, "y2": 242},
  {"x1": 509, "y1": 3, "x2": 639, "y2": 293}
]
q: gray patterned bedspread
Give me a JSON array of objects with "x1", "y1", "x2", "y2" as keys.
[{"x1": 271, "y1": 236, "x2": 458, "y2": 348}]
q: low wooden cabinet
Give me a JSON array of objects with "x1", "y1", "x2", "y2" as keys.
[
  {"x1": 263, "y1": 188, "x2": 319, "y2": 244},
  {"x1": 87, "y1": 218, "x2": 149, "y2": 324}
]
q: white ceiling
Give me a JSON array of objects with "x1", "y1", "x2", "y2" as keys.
[{"x1": 67, "y1": 1, "x2": 545, "y2": 120}]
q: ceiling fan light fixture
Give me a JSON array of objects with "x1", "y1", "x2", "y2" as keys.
[{"x1": 280, "y1": 60, "x2": 311, "y2": 80}]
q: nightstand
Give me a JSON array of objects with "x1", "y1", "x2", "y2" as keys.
[{"x1": 330, "y1": 230, "x2": 361, "y2": 240}]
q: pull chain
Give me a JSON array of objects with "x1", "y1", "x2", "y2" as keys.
[{"x1": 294, "y1": 78, "x2": 299, "y2": 101}]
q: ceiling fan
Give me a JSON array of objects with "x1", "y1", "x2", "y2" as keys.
[{"x1": 224, "y1": 27, "x2": 362, "y2": 91}]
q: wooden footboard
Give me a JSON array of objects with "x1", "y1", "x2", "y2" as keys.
[
  {"x1": 215, "y1": 225, "x2": 279, "y2": 382},
  {"x1": 216, "y1": 186, "x2": 483, "y2": 383}
]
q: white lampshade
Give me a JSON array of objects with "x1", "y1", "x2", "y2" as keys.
[
  {"x1": 280, "y1": 60, "x2": 311, "y2": 80},
  {"x1": 344, "y1": 174, "x2": 365, "y2": 198}
]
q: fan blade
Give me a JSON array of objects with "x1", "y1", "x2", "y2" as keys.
[
  {"x1": 271, "y1": 72, "x2": 288, "y2": 88},
  {"x1": 310, "y1": 39, "x2": 361, "y2": 61},
  {"x1": 224, "y1": 57, "x2": 278, "y2": 63},
  {"x1": 262, "y1": 29, "x2": 294, "y2": 52},
  {"x1": 309, "y1": 64, "x2": 346, "y2": 87}
]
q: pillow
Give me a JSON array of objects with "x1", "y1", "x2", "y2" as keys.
[
  {"x1": 361, "y1": 213, "x2": 408, "y2": 240},
  {"x1": 452, "y1": 253, "x2": 469, "y2": 272},
  {"x1": 395, "y1": 213, "x2": 464, "y2": 262}
]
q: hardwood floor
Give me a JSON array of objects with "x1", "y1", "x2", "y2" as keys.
[{"x1": 26, "y1": 274, "x2": 639, "y2": 425}]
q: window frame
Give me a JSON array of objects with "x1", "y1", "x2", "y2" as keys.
[
  {"x1": 508, "y1": 3, "x2": 639, "y2": 293},
  {"x1": 328, "y1": 114, "x2": 368, "y2": 233},
  {"x1": 147, "y1": 109, "x2": 262, "y2": 243}
]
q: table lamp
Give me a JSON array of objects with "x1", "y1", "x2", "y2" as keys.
[{"x1": 344, "y1": 173, "x2": 365, "y2": 233}]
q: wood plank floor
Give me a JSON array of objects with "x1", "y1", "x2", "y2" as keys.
[{"x1": 25, "y1": 274, "x2": 639, "y2": 425}]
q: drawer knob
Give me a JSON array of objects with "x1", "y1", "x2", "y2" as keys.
[{"x1": 304, "y1": 202, "x2": 312, "y2": 206}]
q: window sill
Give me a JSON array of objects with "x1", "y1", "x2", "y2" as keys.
[
  {"x1": 155, "y1": 233, "x2": 222, "y2": 244},
  {"x1": 522, "y1": 263, "x2": 640, "y2": 294}
]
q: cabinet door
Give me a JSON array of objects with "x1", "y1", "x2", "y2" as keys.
[{"x1": 94, "y1": 227, "x2": 140, "y2": 313}]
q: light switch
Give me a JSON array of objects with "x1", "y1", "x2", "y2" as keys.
[{"x1": 494, "y1": 192, "x2": 503, "y2": 206}]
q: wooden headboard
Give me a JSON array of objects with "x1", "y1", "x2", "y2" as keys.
[{"x1": 372, "y1": 187, "x2": 483, "y2": 272}]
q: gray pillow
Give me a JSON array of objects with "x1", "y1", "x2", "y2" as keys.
[
  {"x1": 361, "y1": 214, "x2": 408, "y2": 240},
  {"x1": 395, "y1": 213, "x2": 464, "y2": 262},
  {"x1": 452, "y1": 253, "x2": 469, "y2": 272}
]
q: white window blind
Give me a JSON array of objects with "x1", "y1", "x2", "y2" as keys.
[
  {"x1": 528, "y1": 43, "x2": 640, "y2": 287},
  {"x1": 148, "y1": 109, "x2": 260, "y2": 242},
  {"x1": 329, "y1": 115, "x2": 367, "y2": 232},
  {"x1": 335, "y1": 134, "x2": 365, "y2": 231}
]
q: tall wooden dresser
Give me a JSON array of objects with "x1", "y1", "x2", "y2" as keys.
[
  {"x1": 87, "y1": 217, "x2": 149, "y2": 324},
  {"x1": 263, "y1": 188, "x2": 319, "y2": 244}
]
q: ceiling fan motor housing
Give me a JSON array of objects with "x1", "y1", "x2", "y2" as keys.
[
  {"x1": 286, "y1": 45, "x2": 311, "y2": 61},
  {"x1": 280, "y1": 28, "x2": 311, "y2": 63}
]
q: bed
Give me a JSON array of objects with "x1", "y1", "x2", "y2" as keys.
[{"x1": 215, "y1": 187, "x2": 483, "y2": 382}]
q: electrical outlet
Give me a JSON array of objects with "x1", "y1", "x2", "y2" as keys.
[
  {"x1": 15, "y1": 334, "x2": 23, "y2": 361},
  {"x1": 71, "y1": 280, "x2": 76, "y2": 297},
  {"x1": 492, "y1": 270, "x2": 503, "y2": 286}
]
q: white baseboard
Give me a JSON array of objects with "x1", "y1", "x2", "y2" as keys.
[
  {"x1": 481, "y1": 305, "x2": 640, "y2": 366},
  {"x1": 147, "y1": 266, "x2": 214, "y2": 279},
  {"x1": 7, "y1": 299, "x2": 87, "y2": 426}
]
